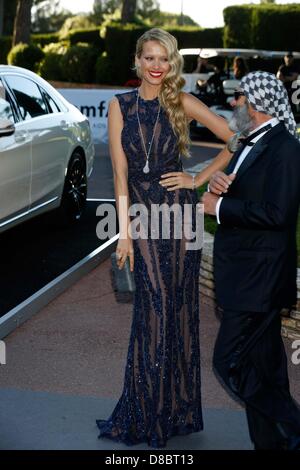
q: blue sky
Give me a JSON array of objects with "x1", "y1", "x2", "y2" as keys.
[{"x1": 60, "y1": 0, "x2": 300, "y2": 28}]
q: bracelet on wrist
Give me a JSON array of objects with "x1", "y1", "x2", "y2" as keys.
[{"x1": 192, "y1": 175, "x2": 196, "y2": 190}]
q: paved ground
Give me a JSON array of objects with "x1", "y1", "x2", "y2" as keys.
[
  {"x1": 0, "y1": 142, "x2": 299, "y2": 450},
  {"x1": 1, "y1": 257, "x2": 299, "y2": 450},
  {"x1": 0, "y1": 392, "x2": 251, "y2": 450},
  {"x1": 0, "y1": 258, "x2": 252, "y2": 450}
]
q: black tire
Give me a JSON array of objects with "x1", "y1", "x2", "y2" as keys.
[{"x1": 59, "y1": 151, "x2": 87, "y2": 223}]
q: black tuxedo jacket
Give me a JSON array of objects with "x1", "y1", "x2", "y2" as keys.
[{"x1": 214, "y1": 123, "x2": 300, "y2": 312}]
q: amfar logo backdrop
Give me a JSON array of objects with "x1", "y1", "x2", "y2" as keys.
[
  {"x1": 0, "y1": 340, "x2": 6, "y2": 365},
  {"x1": 59, "y1": 87, "x2": 300, "y2": 145},
  {"x1": 292, "y1": 340, "x2": 300, "y2": 365},
  {"x1": 59, "y1": 89, "x2": 130, "y2": 144}
]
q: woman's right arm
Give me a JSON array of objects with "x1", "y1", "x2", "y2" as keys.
[{"x1": 108, "y1": 98, "x2": 134, "y2": 271}]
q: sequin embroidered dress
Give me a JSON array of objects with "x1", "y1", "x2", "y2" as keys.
[{"x1": 96, "y1": 90, "x2": 203, "y2": 448}]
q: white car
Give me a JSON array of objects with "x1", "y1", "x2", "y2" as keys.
[{"x1": 0, "y1": 65, "x2": 94, "y2": 233}]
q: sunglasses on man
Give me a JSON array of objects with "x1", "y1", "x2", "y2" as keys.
[{"x1": 234, "y1": 90, "x2": 245, "y2": 101}]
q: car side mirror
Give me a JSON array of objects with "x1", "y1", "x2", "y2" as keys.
[{"x1": 0, "y1": 119, "x2": 15, "y2": 138}]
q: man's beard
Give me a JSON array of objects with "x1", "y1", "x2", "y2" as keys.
[
  {"x1": 227, "y1": 103, "x2": 254, "y2": 152},
  {"x1": 228, "y1": 103, "x2": 254, "y2": 135}
]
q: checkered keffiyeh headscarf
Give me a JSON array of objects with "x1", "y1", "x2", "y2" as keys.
[{"x1": 240, "y1": 71, "x2": 297, "y2": 137}]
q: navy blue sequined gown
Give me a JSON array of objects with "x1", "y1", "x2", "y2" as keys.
[{"x1": 96, "y1": 90, "x2": 203, "y2": 448}]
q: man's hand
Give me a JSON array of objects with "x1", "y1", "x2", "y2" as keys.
[
  {"x1": 209, "y1": 171, "x2": 236, "y2": 195},
  {"x1": 201, "y1": 192, "x2": 220, "y2": 216}
]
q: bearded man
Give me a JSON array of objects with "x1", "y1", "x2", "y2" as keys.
[{"x1": 202, "y1": 71, "x2": 300, "y2": 450}]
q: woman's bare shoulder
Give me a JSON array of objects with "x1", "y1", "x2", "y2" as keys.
[
  {"x1": 109, "y1": 96, "x2": 119, "y2": 108},
  {"x1": 180, "y1": 91, "x2": 205, "y2": 108},
  {"x1": 180, "y1": 92, "x2": 208, "y2": 122},
  {"x1": 109, "y1": 97, "x2": 123, "y2": 116}
]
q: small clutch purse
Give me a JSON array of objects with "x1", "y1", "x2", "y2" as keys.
[{"x1": 111, "y1": 252, "x2": 136, "y2": 293}]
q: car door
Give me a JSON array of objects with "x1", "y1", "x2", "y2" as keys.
[
  {"x1": 0, "y1": 77, "x2": 31, "y2": 227},
  {"x1": 4, "y1": 74, "x2": 69, "y2": 209}
]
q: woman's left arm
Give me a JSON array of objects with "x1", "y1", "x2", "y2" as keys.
[
  {"x1": 160, "y1": 93, "x2": 234, "y2": 191},
  {"x1": 182, "y1": 92, "x2": 233, "y2": 143}
]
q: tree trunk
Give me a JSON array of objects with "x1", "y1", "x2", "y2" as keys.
[
  {"x1": 121, "y1": 0, "x2": 137, "y2": 24},
  {"x1": 12, "y1": 0, "x2": 33, "y2": 46},
  {"x1": 0, "y1": 0, "x2": 4, "y2": 35}
]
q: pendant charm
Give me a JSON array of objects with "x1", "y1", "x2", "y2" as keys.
[{"x1": 143, "y1": 162, "x2": 150, "y2": 174}]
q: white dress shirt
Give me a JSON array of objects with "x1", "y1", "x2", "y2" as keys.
[{"x1": 215, "y1": 117, "x2": 280, "y2": 224}]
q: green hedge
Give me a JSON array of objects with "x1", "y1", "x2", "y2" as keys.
[
  {"x1": 63, "y1": 27, "x2": 105, "y2": 50},
  {"x1": 7, "y1": 43, "x2": 44, "y2": 72},
  {"x1": 166, "y1": 26, "x2": 223, "y2": 49},
  {"x1": 224, "y1": 4, "x2": 300, "y2": 50},
  {"x1": 38, "y1": 41, "x2": 100, "y2": 83},
  {"x1": 0, "y1": 34, "x2": 59, "y2": 65},
  {"x1": 251, "y1": 4, "x2": 300, "y2": 51},
  {"x1": 31, "y1": 33, "x2": 60, "y2": 48},
  {"x1": 2, "y1": 24, "x2": 223, "y2": 83},
  {"x1": 60, "y1": 43, "x2": 99, "y2": 83},
  {"x1": 0, "y1": 36, "x2": 12, "y2": 65},
  {"x1": 39, "y1": 42, "x2": 69, "y2": 81},
  {"x1": 96, "y1": 51, "x2": 115, "y2": 84},
  {"x1": 103, "y1": 24, "x2": 146, "y2": 85},
  {"x1": 223, "y1": 5, "x2": 255, "y2": 48}
]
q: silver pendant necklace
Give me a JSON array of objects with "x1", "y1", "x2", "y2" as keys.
[{"x1": 136, "y1": 90, "x2": 161, "y2": 174}]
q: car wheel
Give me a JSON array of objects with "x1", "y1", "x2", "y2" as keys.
[{"x1": 59, "y1": 151, "x2": 87, "y2": 223}]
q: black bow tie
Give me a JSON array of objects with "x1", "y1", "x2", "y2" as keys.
[{"x1": 238, "y1": 123, "x2": 273, "y2": 147}]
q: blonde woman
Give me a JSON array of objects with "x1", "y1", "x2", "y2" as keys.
[{"x1": 96, "y1": 28, "x2": 233, "y2": 448}]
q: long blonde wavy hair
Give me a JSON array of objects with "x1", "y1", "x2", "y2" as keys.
[{"x1": 135, "y1": 28, "x2": 190, "y2": 158}]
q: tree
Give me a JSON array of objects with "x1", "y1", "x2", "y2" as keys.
[
  {"x1": 92, "y1": 0, "x2": 103, "y2": 23},
  {"x1": 0, "y1": 0, "x2": 4, "y2": 35},
  {"x1": 121, "y1": 0, "x2": 137, "y2": 23},
  {"x1": 137, "y1": 0, "x2": 159, "y2": 21},
  {"x1": 31, "y1": 0, "x2": 72, "y2": 33},
  {"x1": 102, "y1": 0, "x2": 121, "y2": 14},
  {"x1": 91, "y1": 0, "x2": 159, "y2": 24},
  {"x1": 1, "y1": 0, "x2": 17, "y2": 35},
  {"x1": 4, "y1": 0, "x2": 70, "y2": 38},
  {"x1": 59, "y1": 15, "x2": 96, "y2": 37},
  {"x1": 13, "y1": 0, "x2": 33, "y2": 46},
  {"x1": 260, "y1": 0, "x2": 276, "y2": 3},
  {"x1": 91, "y1": 0, "x2": 121, "y2": 23},
  {"x1": 150, "y1": 11, "x2": 198, "y2": 27}
]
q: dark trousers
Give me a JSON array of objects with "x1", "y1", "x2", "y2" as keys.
[{"x1": 213, "y1": 307, "x2": 300, "y2": 449}]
